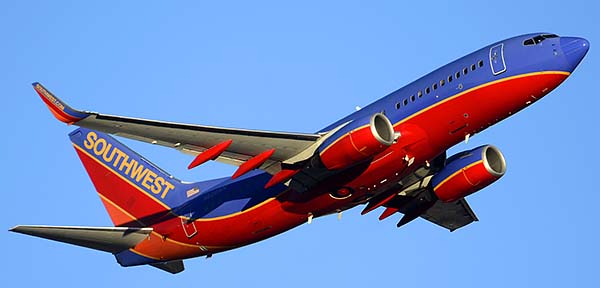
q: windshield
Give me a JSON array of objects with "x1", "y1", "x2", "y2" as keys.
[{"x1": 523, "y1": 34, "x2": 559, "y2": 46}]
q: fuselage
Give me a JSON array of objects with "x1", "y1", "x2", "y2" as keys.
[{"x1": 119, "y1": 33, "x2": 589, "y2": 263}]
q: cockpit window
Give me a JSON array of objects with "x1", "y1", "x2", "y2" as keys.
[
  {"x1": 523, "y1": 38, "x2": 535, "y2": 46},
  {"x1": 541, "y1": 34, "x2": 559, "y2": 38},
  {"x1": 523, "y1": 34, "x2": 559, "y2": 46},
  {"x1": 533, "y1": 35, "x2": 545, "y2": 44}
]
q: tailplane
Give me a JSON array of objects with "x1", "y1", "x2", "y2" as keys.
[
  {"x1": 9, "y1": 225, "x2": 152, "y2": 253},
  {"x1": 9, "y1": 225, "x2": 185, "y2": 274}
]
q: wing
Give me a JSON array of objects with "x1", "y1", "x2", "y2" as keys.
[
  {"x1": 33, "y1": 82, "x2": 322, "y2": 174},
  {"x1": 420, "y1": 199, "x2": 479, "y2": 231},
  {"x1": 361, "y1": 174, "x2": 479, "y2": 231}
]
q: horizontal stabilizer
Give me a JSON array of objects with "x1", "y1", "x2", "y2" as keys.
[
  {"x1": 9, "y1": 225, "x2": 152, "y2": 253},
  {"x1": 150, "y1": 260, "x2": 185, "y2": 274}
]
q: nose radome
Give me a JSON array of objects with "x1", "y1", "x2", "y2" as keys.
[{"x1": 560, "y1": 36, "x2": 590, "y2": 70}]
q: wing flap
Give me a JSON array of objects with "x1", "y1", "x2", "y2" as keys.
[
  {"x1": 420, "y1": 199, "x2": 479, "y2": 231},
  {"x1": 9, "y1": 225, "x2": 152, "y2": 253},
  {"x1": 77, "y1": 114, "x2": 317, "y2": 163},
  {"x1": 149, "y1": 260, "x2": 185, "y2": 274}
]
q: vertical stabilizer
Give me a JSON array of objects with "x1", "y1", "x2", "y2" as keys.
[{"x1": 69, "y1": 127, "x2": 187, "y2": 226}]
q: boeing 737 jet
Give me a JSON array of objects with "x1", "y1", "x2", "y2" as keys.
[{"x1": 11, "y1": 33, "x2": 589, "y2": 273}]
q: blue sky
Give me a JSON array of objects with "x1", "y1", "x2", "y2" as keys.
[{"x1": 2, "y1": 1, "x2": 598, "y2": 287}]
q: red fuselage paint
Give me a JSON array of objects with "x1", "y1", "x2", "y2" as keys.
[{"x1": 74, "y1": 71, "x2": 568, "y2": 261}]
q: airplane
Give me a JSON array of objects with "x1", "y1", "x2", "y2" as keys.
[{"x1": 11, "y1": 33, "x2": 588, "y2": 274}]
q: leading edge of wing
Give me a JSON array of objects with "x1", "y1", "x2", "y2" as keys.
[
  {"x1": 32, "y1": 82, "x2": 319, "y2": 141},
  {"x1": 90, "y1": 113, "x2": 320, "y2": 141}
]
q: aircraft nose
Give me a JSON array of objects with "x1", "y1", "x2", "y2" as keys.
[{"x1": 560, "y1": 37, "x2": 590, "y2": 71}]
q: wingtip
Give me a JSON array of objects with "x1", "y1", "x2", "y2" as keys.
[
  {"x1": 8, "y1": 225, "x2": 26, "y2": 233},
  {"x1": 32, "y1": 83, "x2": 88, "y2": 124}
]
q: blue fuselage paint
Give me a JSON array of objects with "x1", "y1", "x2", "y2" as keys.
[{"x1": 184, "y1": 33, "x2": 588, "y2": 220}]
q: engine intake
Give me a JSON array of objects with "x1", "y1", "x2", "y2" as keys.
[
  {"x1": 431, "y1": 145, "x2": 506, "y2": 202},
  {"x1": 318, "y1": 113, "x2": 395, "y2": 170}
]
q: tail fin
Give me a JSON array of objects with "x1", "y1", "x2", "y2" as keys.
[{"x1": 70, "y1": 127, "x2": 187, "y2": 227}]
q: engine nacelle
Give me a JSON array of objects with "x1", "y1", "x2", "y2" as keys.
[
  {"x1": 431, "y1": 145, "x2": 506, "y2": 202},
  {"x1": 318, "y1": 113, "x2": 395, "y2": 170}
]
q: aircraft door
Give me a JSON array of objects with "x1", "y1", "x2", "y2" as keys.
[
  {"x1": 489, "y1": 43, "x2": 506, "y2": 75},
  {"x1": 181, "y1": 215, "x2": 198, "y2": 238}
]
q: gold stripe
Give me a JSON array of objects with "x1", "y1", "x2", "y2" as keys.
[
  {"x1": 75, "y1": 143, "x2": 281, "y2": 224},
  {"x1": 433, "y1": 160, "x2": 483, "y2": 191},
  {"x1": 321, "y1": 71, "x2": 570, "y2": 158},
  {"x1": 319, "y1": 123, "x2": 370, "y2": 156},
  {"x1": 191, "y1": 197, "x2": 277, "y2": 222},
  {"x1": 97, "y1": 193, "x2": 145, "y2": 226},
  {"x1": 150, "y1": 231, "x2": 234, "y2": 250},
  {"x1": 73, "y1": 144, "x2": 170, "y2": 210},
  {"x1": 101, "y1": 192, "x2": 232, "y2": 250},
  {"x1": 393, "y1": 71, "x2": 570, "y2": 128},
  {"x1": 128, "y1": 248, "x2": 162, "y2": 260},
  {"x1": 100, "y1": 188, "x2": 233, "y2": 250}
]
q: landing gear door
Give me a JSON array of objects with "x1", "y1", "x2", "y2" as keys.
[{"x1": 489, "y1": 43, "x2": 506, "y2": 75}]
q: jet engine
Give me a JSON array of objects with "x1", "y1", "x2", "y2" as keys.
[
  {"x1": 318, "y1": 113, "x2": 396, "y2": 170},
  {"x1": 431, "y1": 145, "x2": 506, "y2": 202}
]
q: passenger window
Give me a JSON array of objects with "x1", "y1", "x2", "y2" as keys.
[
  {"x1": 440, "y1": 79, "x2": 445, "y2": 86},
  {"x1": 478, "y1": 60, "x2": 484, "y2": 67},
  {"x1": 433, "y1": 83, "x2": 438, "y2": 90},
  {"x1": 455, "y1": 71, "x2": 461, "y2": 79},
  {"x1": 417, "y1": 91, "x2": 423, "y2": 98},
  {"x1": 463, "y1": 68, "x2": 468, "y2": 75},
  {"x1": 448, "y1": 75, "x2": 453, "y2": 82},
  {"x1": 403, "y1": 99, "x2": 408, "y2": 105},
  {"x1": 410, "y1": 95, "x2": 415, "y2": 102},
  {"x1": 471, "y1": 64, "x2": 476, "y2": 71},
  {"x1": 395, "y1": 102, "x2": 400, "y2": 109},
  {"x1": 425, "y1": 87, "x2": 431, "y2": 94}
]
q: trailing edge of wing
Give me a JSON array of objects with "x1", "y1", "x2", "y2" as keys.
[
  {"x1": 150, "y1": 261, "x2": 185, "y2": 274},
  {"x1": 420, "y1": 199, "x2": 479, "y2": 231},
  {"x1": 9, "y1": 225, "x2": 152, "y2": 253},
  {"x1": 32, "y1": 82, "x2": 322, "y2": 173}
]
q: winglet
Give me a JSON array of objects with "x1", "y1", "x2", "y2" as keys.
[{"x1": 32, "y1": 82, "x2": 88, "y2": 124}]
